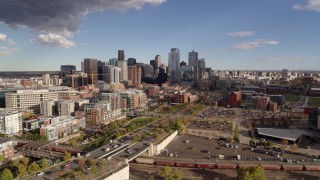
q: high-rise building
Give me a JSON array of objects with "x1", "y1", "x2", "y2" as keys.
[
  {"x1": 188, "y1": 50, "x2": 198, "y2": 82},
  {"x1": 57, "y1": 100, "x2": 75, "y2": 116},
  {"x1": 118, "y1": 50, "x2": 125, "y2": 61},
  {"x1": 83, "y1": 58, "x2": 98, "y2": 84},
  {"x1": 155, "y1": 55, "x2": 161, "y2": 68},
  {"x1": 98, "y1": 61, "x2": 106, "y2": 81},
  {"x1": 108, "y1": 58, "x2": 118, "y2": 66},
  {"x1": 168, "y1": 48, "x2": 180, "y2": 82},
  {"x1": 60, "y1": 65, "x2": 76, "y2": 79},
  {"x1": 117, "y1": 60, "x2": 128, "y2": 81},
  {"x1": 40, "y1": 100, "x2": 56, "y2": 117},
  {"x1": 102, "y1": 65, "x2": 121, "y2": 84},
  {"x1": 150, "y1": 60, "x2": 157, "y2": 71},
  {"x1": 198, "y1": 58, "x2": 206, "y2": 80},
  {"x1": 42, "y1": 73, "x2": 51, "y2": 86},
  {"x1": 127, "y1": 58, "x2": 137, "y2": 66},
  {"x1": 128, "y1": 66, "x2": 142, "y2": 86}
]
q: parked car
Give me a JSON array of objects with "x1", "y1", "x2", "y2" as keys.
[{"x1": 37, "y1": 172, "x2": 44, "y2": 176}]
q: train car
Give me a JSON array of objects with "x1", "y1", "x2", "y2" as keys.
[
  {"x1": 17, "y1": 142, "x2": 28, "y2": 146},
  {"x1": 282, "y1": 165, "x2": 304, "y2": 171},
  {"x1": 135, "y1": 157, "x2": 155, "y2": 165},
  {"x1": 238, "y1": 164, "x2": 258, "y2": 169},
  {"x1": 197, "y1": 163, "x2": 217, "y2": 169},
  {"x1": 304, "y1": 165, "x2": 320, "y2": 171},
  {"x1": 260, "y1": 164, "x2": 282, "y2": 171},
  {"x1": 217, "y1": 163, "x2": 238, "y2": 169},
  {"x1": 176, "y1": 162, "x2": 197, "y2": 168},
  {"x1": 155, "y1": 160, "x2": 175, "y2": 167}
]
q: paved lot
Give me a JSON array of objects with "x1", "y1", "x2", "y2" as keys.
[{"x1": 160, "y1": 134, "x2": 316, "y2": 164}]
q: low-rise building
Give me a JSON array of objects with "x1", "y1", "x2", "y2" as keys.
[{"x1": 0, "y1": 139, "x2": 14, "y2": 159}]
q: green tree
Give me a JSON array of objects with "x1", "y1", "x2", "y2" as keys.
[
  {"x1": 237, "y1": 167, "x2": 266, "y2": 180},
  {"x1": 21, "y1": 157, "x2": 30, "y2": 166},
  {"x1": 91, "y1": 165, "x2": 97, "y2": 174},
  {"x1": 86, "y1": 157, "x2": 95, "y2": 167},
  {"x1": 40, "y1": 158, "x2": 49, "y2": 169},
  {"x1": 63, "y1": 151, "x2": 72, "y2": 161},
  {"x1": 160, "y1": 166, "x2": 172, "y2": 180},
  {"x1": 0, "y1": 155, "x2": 4, "y2": 161},
  {"x1": 17, "y1": 163, "x2": 27, "y2": 178},
  {"x1": 28, "y1": 163, "x2": 40, "y2": 173},
  {"x1": 172, "y1": 168, "x2": 183, "y2": 180},
  {"x1": 1, "y1": 168, "x2": 13, "y2": 180},
  {"x1": 233, "y1": 135, "x2": 240, "y2": 143}
]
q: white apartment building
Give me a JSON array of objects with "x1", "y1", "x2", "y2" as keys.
[
  {"x1": 5, "y1": 90, "x2": 58, "y2": 113},
  {"x1": 0, "y1": 109, "x2": 22, "y2": 135}
]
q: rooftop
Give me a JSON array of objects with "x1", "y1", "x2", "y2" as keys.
[{"x1": 257, "y1": 128, "x2": 311, "y2": 141}]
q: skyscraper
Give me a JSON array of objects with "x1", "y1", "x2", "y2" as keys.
[
  {"x1": 60, "y1": 65, "x2": 76, "y2": 79},
  {"x1": 118, "y1": 50, "x2": 125, "y2": 61},
  {"x1": 42, "y1": 73, "x2": 51, "y2": 86},
  {"x1": 155, "y1": 55, "x2": 161, "y2": 68},
  {"x1": 168, "y1": 48, "x2": 180, "y2": 82},
  {"x1": 108, "y1": 58, "x2": 118, "y2": 66},
  {"x1": 128, "y1": 66, "x2": 142, "y2": 86},
  {"x1": 98, "y1": 61, "x2": 106, "y2": 81},
  {"x1": 150, "y1": 60, "x2": 156, "y2": 71},
  {"x1": 117, "y1": 59, "x2": 128, "y2": 81},
  {"x1": 127, "y1": 58, "x2": 137, "y2": 66},
  {"x1": 83, "y1": 58, "x2": 98, "y2": 84},
  {"x1": 198, "y1": 58, "x2": 206, "y2": 80},
  {"x1": 102, "y1": 65, "x2": 121, "y2": 84},
  {"x1": 188, "y1": 50, "x2": 198, "y2": 83}
]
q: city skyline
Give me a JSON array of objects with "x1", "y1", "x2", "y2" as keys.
[{"x1": 1, "y1": 0, "x2": 320, "y2": 71}]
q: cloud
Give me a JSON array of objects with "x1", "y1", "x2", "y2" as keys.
[
  {"x1": 228, "y1": 31, "x2": 256, "y2": 38},
  {"x1": 0, "y1": 33, "x2": 7, "y2": 41},
  {"x1": 0, "y1": 0, "x2": 166, "y2": 37},
  {"x1": 293, "y1": 0, "x2": 320, "y2": 12},
  {"x1": 0, "y1": 47, "x2": 19, "y2": 55},
  {"x1": 32, "y1": 33, "x2": 75, "y2": 48},
  {"x1": 227, "y1": 39, "x2": 279, "y2": 50}
]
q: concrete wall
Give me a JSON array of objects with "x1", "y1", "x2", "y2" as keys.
[
  {"x1": 153, "y1": 130, "x2": 178, "y2": 155},
  {"x1": 104, "y1": 164, "x2": 129, "y2": 180}
]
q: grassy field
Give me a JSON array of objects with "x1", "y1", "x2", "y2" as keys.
[
  {"x1": 308, "y1": 97, "x2": 320, "y2": 103},
  {"x1": 284, "y1": 94, "x2": 300, "y2": 102},
  {"x1": 307, "y1": 97, "x2": 320, "y2": 108}
]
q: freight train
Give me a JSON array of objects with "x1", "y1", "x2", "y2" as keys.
[{"x1": 135, "y1": 157, "x2": 320, "y2": 171}]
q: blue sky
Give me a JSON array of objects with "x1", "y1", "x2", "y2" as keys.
[{"x1": 0, "y1": 0, "x2": 320, "y2": 71}]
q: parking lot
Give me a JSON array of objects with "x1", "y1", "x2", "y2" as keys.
[
  {"x1": 160, "y1": 135, "x2": 317, "y2": 164},
  {"x1": 187, "y1": 121, "x2": 232, "y2": 132}
]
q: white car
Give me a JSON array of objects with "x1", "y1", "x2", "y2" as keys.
[{"x1": 37, "y1": 172, "x2": 44, "y2": 176}]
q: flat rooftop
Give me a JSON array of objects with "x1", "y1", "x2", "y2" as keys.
[{"x1": 257, "y1": 128, "x2": 311, "y2": 141}]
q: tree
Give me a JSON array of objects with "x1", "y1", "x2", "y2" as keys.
[
  {"x1": 17, "y1": 163, "x2": 27, "y2": 177},
  {"x1": 237, "y1": 167, "x2": 266, "y2": 180},
  {"x1": 233, "y1": 135, "x2": 240, "y2": 143},
  {"x1": 1, "y1": 168, "x2": 13, "y2": 180},
  {"x1": 40, "y1": 158, "x2": 49, "y2": 169},
  {"x1": 77, "y1": 159, "x2": 85, "y2": 170},
  {"x1": 63, "y1": 151, "x2": 72, "y2": 161},
  {"x1": 86, "y1": 157, "x2": 95, "y2": 167},
  {"x1": 281, "y1": 139, "x2": 289, "y2": 145},
  {"x1": 160, "y1": 166, "x2": 172, "y2": 180},
  {"x1": 21, "y1": 157, "x2": 30, "y2": 166},
  {"x1": 0, "y1": 155, "x2": 4, "y2": 161},
  {"x1": 172, "y1": 168, "x2": 183, "y2": 180},
  {"x1": 91, "y1": 165, "x2": 97, "y2": 174},
  {"x1": 28, "y1": 163, "x2": 40, "y2": 173}
]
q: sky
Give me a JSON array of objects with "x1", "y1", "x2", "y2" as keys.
[{"x1": 0, "y1": 0, "x2": 320, "y2": 71}]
